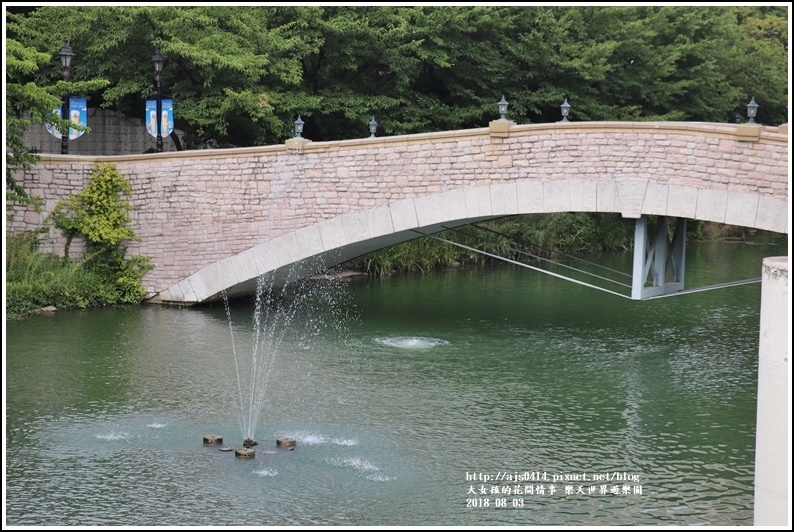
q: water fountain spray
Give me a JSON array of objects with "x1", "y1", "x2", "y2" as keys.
[{"x1": 216, "y1": 248, "x2": 354, "y2": 453}]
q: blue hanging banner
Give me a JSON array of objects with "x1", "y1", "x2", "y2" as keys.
[
  {"x1": 145, "y1": 99, "x2": 157, "y2": 137},
  {"x1": 162, "y1": 98, "x2": 174, "y2": 137},
  {"x1": 146, "y1": 98, "x2": 174, "y2": 138},
  {"x1": 46, "y1": 97, "x2": 87, "y2": 140},
  {"x1": 68, "y1": 97, "x2": 87, "y2": 140}
]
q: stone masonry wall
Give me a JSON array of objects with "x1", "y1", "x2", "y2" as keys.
[{"x1": 6, "y1": 122, "x2": 788, "y2": 298}]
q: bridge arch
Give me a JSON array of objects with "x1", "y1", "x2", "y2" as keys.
[{"x1": 155, "y1": 175, "x2": 787, "y2": 304}]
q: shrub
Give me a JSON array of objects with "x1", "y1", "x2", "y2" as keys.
[{"x1": 6, "y1": 164, "x2": 154, "y2": 319}]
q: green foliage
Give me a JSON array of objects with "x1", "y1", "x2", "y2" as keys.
[
  {"x1": 48, "y1": 163, "x2": 138, "y2": 258},
  {"x1": 80, "y1": 246, "x2": 153, "y2": 304},
  {"x1": 350, "y1": 213, "x2": 636, "y2": 276},
  {"x1": 5, "y1": 36, "x2": 58, "y2": 204},
  {"x1": 362, "y1": 234, "x2": 484, "y2": 277},
  {"x1": 4, "y1": 231, "x2": 133, "y2": 320},
  {"x1": 6, "y1": 6, "x2": 787, "y2": 150},
  {"x1": 5, "y1": 17, "x2": 110, "y2": 203},
  {"x1": 6, "y1": 229, "x2": 153, "y2": 321},
  {"x1": 350, "y1": 213, "x2": 769, "y2": 277},
  {"x1": 687, "y1": 220, "x2": 759, "y2": 241}
]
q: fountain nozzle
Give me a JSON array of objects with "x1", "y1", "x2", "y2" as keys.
[{"x1": 243, "y1": 438, "x2": 258, "y2": 448}]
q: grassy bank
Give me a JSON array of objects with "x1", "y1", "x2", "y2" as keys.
[{"x1": 5, "y1": 231, "x2": 150, "y2": 320}]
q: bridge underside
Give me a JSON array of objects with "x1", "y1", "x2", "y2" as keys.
[
  {"x1": 150, "y1": 177, "x2": 788, "y2": 306},
  {"x1": 152, "y1": 214, "x2": 772, "y2": 307},
  {"x1": 185, "y1": 216, "x2": 502, "y2": 304}
]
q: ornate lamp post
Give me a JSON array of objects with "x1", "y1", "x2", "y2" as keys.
[
  {"x1": 369, "y1": 116, "x2": 378, "y2": 138},
  {"x1": 152, "y1": 48, "x2": 165, "y2": 152},
  {"x1": 59, "y1": 39, "x2": 75, "y2": 154},
  {"x1": 560, "y1": 98, "x2": 571, "y2": 122},
  {"x1": 498, "y1": 95, "x2": 509, "y2": 120},
  {"x1": 746, "y1": 97, "x2": 759, "y2": 124},
  {"x1": 294, "y1": 116, "x2": 304, "y2": 138}
]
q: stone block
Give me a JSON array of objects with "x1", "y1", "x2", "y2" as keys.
[
  {"x1": 694, "y1": 187, "x2": 728, "y2": 224},
  {"x1": 736, "y1": 124, "x2": 761, "y2": 142},
  {"x1": 271, "y1": 233, "x2": 301, "y2": 266},
  {"x1": 570, "y1": 179, "x2": 597, "y2": 212},
  {"x1": 414, "y1": 189, "x2": 466, "y2": 227},
  {"x1": 516, "y1": 180, "x2": 545, "y2": 214},
  {"x1": 490, "y1": 183, "x2": 518, "y2": 215},
  {"x1": 543, "y1": 180, "x2": 571, "y2": 213},
  {"x1": 488, "y1": 119, "x2": 514, "y2": 138},
  {"x1": 317, "y1": 217, "x2": 349, "y2": 250},
  {"x1": 754, "y1": 197, "x2": 788, "y2": 234},
  {"x1": 724, "y1": 191, "x2": 760, "y2": 229},
  {"x1": 642, "y1": 181, "x2": 669, "y2": 216},
  {"x1": 389, "y1": 198, "x2": 419, "y2": 232},
  {"x1": 341, "y1": 211, "x2": 371, "y2": 243},
  {"x1": 226, "y1": 249, "x2": 257, "y2": 287},
  {"x1": 294, "y1": 225, "x2": 325, "y2": 258},
  {"x1": 366, "y1": 205, "x2": 395, "y2": 238},
  {"x1": 596, "y1": 179, "x2": 620, "y2": 212},
  {"x1": 615, "y1": 178, "x2": 648, "y2": 218},
  {"x1": 463, "y1": 185, "x2": 493, "y2": 218},
  {"x1": 251, "y1": 241, "x2": 281, "y2": 275},
  {"x1": 187, "y1": 270, "x2": 211, "y2": 302}
]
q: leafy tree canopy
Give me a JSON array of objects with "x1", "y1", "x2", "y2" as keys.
[
  {"x1": 5, "y1": 13, "x2": 110, "y2": 202},
  {"x1": 6, "y1": 5, "x2": 788, "y2": 150}
]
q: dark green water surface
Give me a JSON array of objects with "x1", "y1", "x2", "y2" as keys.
[{"x1": 4, "y1": 238, "x2": 787, "y2": 526}]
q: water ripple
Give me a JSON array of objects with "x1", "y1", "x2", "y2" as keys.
[
  {"x1": 373, "y1": 336, "x2": 450, "y2": 349},
  {"x1": 326, "y1": 456, "x2": 380, "y2": 472}
]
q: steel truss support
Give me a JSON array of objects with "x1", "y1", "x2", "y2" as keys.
[{"x1": 631, "y1": 215, "x2": 687, "y2": 300}]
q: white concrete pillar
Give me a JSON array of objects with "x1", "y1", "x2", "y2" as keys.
[{"x1": 754, "y1": 256, "x2": 789, "y2": 526}]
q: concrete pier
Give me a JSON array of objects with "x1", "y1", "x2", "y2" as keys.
[{"x1": 754, "y1": 256, "x2": 789, "y2": 526}]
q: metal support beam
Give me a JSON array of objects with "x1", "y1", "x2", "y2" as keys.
[
  {"x1": 415, "y1": 220, "x2": 753, "y2": 302},
  {"x1": 632, "y1": 215, "x2": 687, "y2": 300}
]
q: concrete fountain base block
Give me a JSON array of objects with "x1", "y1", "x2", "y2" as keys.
[
  {"x1": 276, "y1": 437, "x2": 296, "y2": 449},
  {"x1": 234, "y1": 448, "x2": 256, "y2": 458},
  {"x1": 203, "y1": 435, "x2": 223, "y2": 446}
]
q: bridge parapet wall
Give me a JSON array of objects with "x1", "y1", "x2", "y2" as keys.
[{"x1": 6, "y1": 122, "x2": 788, "y2": 299}]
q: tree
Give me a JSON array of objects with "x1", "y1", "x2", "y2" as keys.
[
  {"x1": 5, "y1": 14, "x2": 109, "y2": 204},
  {"x1": 565, "y1": 6, "x2": 787, "y2": 124},
  {"x1": 7, "y1": 5, "x2": 788, "y2": 152},
  {"x1": 48, "y1": 163, "x2": 138, "y2": 258},
  {"x1": 6, "y1": 6, "x2": 310, "y2": 148},
  {"x1": 727, "y1": 6, "x2": 788, "y2": 125},
  {"x1": 5, "y1": 36, "x2": 61, "y2": 204}
]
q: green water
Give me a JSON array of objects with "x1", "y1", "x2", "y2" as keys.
[{"x1": 4, "y1": 238, "x2": 787, "y2": 526}]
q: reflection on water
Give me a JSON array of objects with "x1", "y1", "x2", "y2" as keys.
[{"x1": 4, "y1": 239, "x2": 787, "y2": 526}]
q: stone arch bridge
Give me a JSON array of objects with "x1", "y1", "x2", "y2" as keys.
[{"x1": 7, "y1": 120, "x2": 788, "y2": 304}]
